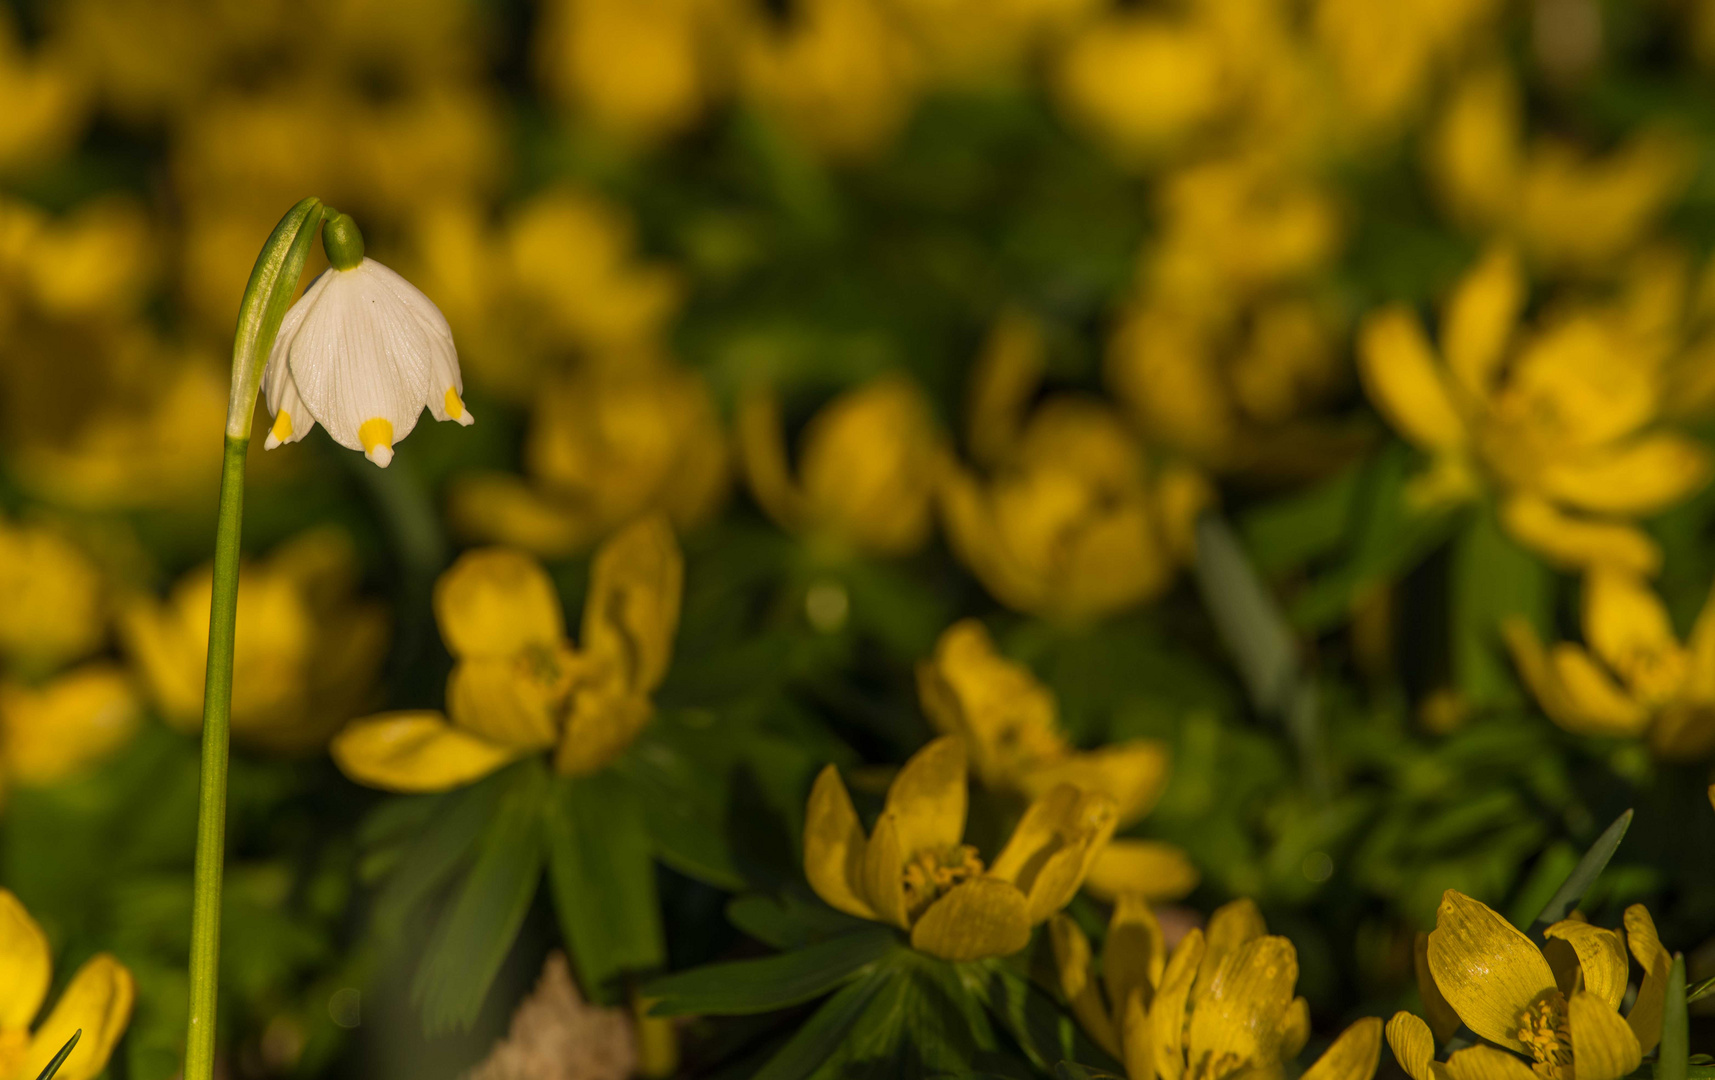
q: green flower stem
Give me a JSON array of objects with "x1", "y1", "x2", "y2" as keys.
[{"x1": 185, "y1": 197, "x2": 325, "y2": 1080}]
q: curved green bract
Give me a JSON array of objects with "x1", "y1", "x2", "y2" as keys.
[{"x1": 224, "y1": 196, "x2": 326, "y2": 438}]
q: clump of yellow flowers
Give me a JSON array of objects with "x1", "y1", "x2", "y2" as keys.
[
  {"x1": 803, "y1": 735, "x2": 1117, "y2": 961},
  {"x1": 917, "y1": 620, "x2": 1196, "y2": 901},
  {"x1": 1359, "y1": 245, "x2": 1710, "y2": 574},
  {"x1": 0, "y1": 889, "x2": 133, "y2": 1080},
  {"x1": 333, "y1": 515, "x2": 681, "y2": 791},
  {"x1": 1052, "y1": 896, "x2": 1382, "y2": 1080},
  {"x1": 1387, "y1": 890, "x2": 1671, "y2": 1080},
  {"x1": 1504, "y1": 568, "x2": 1715, "y2": 759}
]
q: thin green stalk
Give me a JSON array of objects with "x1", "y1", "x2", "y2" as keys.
[{"x1": 183, "y1": 197, "x2": 324, "y2": 1080}]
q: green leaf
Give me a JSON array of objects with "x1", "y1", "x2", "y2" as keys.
[
  {"x1": 967, "y1": 963, "x2": 1119, "y2": 1075},
  {"x1": 726, "y1": 891, "x2": 874, "y2": 950},
  {"x1": 621, "y1": 725, "x2": 746, "y2": 891},
  {"x1": 753, "y1": 969, "x2": 893, "y2": 1080},
  {"x1": 544, "y1": 769, "x2": 666, "y2": 1004},
  {"x1": 1193, "y1": 514, "x2": 1300, "y2": 716},
  {"x1": 1053, "y1": 1065, "x2": 1126, "y2": 1080},
  {"x1": 412, "y1": 761, "x2": 549, "y2": 1033},
  {"x1": 1241, "y1": 462, "x2": 1362, "y2": 575},
  {"x1": 1687, "y1": 973, "x2": 1715, "y2": 1005},
  {"x1": 1661, "y1": 954, "x2": 1688, "y2": 1080},
  {"x1": 646, "y1": 926, "x2": 899, "y2": 1015},
  {"x1": 370, "y1": 769, "x2": 510, "y2": 937},
  {"x1": 1528, "y1": 809, "x2": 1633, "y2": 941},
  {"x1": 830, "y1": 960, "x2": 978, "y2": 1078},
  {"x1": 1451, "y1": 507, "x2": 1548, "y2": 708},
  {"x1": 34, "y1": 1030, "x2": 80, "y2": 1080}
]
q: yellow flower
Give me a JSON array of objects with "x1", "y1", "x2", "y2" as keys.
[
  {"x1": 1052, "y1": 897, "x2": 1383, "y2": 1080},
  {"x1": 1309, "y1": 0, "x2": 1498, "y2": 134},
  {"x1": 738, "y1": 374, "x2": 944, "y2": 558},
  {"x1": 738, "y1": 0, "x2": 922, "y2": 162},
  {"x1": 0, "y1": 12, "x2": 87, "y2": 170},
  {"x1": 1429, "y1": 66, "x2": 1690, "y2": 273},
  {"x1": 942, "y1": 316, "x2": 1211, "y2": 622},
  {"x1": 886, "y1": 0, "x2": 1099, "y2": 87},
  {"x1": 917, "y1": 620, "x2": 1195, "y2": 901},
  {"x1": 0, "y1": 889, "x2": 133, "y2": 1080},
  {"x1": 333, "y1": 515, "x2": 682, "y2": 791},
  {"x1": 1504, "y1": 568, "x2": 1715, "y2": 759},
  {"x1": 449, "y1": 361, "x2": 729, "y2": 558},
  {"x1": 804, "y1": 735, "x2": 1117, "y2": 961},
  {"x1": 533, "y1": 0, "x2": 732, "y2": 142},
  {"x1": 1052, "y1": 11, "x2": 1229, "y2": 162},
  {"x1": 1358, "y1": 245, "x2": 1710, "y2": 574},
  {"x1": 1386, "y1": 891, "x2": 1671, "y2": 1080},
  {"x1": 121, "y1": 527, "x2": 389, "y2": 754},
  {"x1": 0, "y1": 665, "x2": 140, "y2": 795},
  {"x1": 0, "y1": 520, "x2": 105, "y2": 674}
]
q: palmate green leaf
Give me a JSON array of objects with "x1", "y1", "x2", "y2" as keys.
[
  {"x1": 1661, "y1": 954, "x2": 1688, "y2": 1080},
  {"x1": 753, "y1": 969, "x2": 893, "y2": 1080},
  {"x1": 1451, "y1": 507, "x2": 1548, "y2": 708},
  {"x1": 646, "y1": 925, "x2": 899, "y2": 1015},
  {"x1": 620, "y1": 719, "x2": 746, "y2": 891},
  {"x1": 962, "y1": 962, "x2": 1119, "y2": 1075},
  {"x1": 544, "y1": 769, "x2": 666, "y2": 1005},
  {"x1": 825, "y1": 960, "x2": 979, "y2": 1080},
  {"x1": 412, "y1": 760, "x2": 549, "y2": 1034},
  {"x1": 370, "y1": 767, "x2": 511, "y2": 937},
  {"x1": 1527, "y1": 809, "x2": 1633, "y2": 940},
  {"x1": 34, "y1": 1030, "x2": 79, "y2": 1080},
  {"x1": 726, "y1": 890, "x2": 875, "y2": 950}
]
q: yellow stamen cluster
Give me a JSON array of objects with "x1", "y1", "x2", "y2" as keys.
[
  {"x1": 1518, "y1": 996, "x2": 1573, "y2": 1080},
  {"x1": 902, "y1": 844, "x2": 984, "y2": 921}
]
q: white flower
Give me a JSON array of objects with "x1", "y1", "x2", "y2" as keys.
[{"x1": 261, "y1": 257, "x2": 473, "y2": 467}]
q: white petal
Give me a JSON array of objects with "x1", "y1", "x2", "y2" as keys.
[
  {"x1": 262, "y1": 365, "x2": 317, "y2": 449},
  {"x1": 286, "y1": 259, "x2": 434, "y2": 451}
]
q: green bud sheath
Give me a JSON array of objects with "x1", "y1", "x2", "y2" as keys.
[{"x1": 323, "y1": 211, "x2": 366, "y2": 270}]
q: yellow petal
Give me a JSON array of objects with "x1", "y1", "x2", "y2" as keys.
[
  {"x1": 883, "y1": 736, "x2": 969, "y2": 867},
  {"x1": 1568, "y1": 989, "x2": 1642, "y2": 1080},
  {"x1": 736, "y1": 386, "x2": 808, "y2": 533},
  {"x1": 1425, "y1": 889, "x2": 1556, "y2": 1054},
  {"x1": 1302, "y1": 1017, "x2": 1383, "y2": 1080},
  {"x1": 433, "y1": 548, "x2": 566, "y2": 660},
  {"x1": 802, "y1": 764, "x2": 878, "y2": 922},
  {"x1": 0, "y1": 665, "x2": 140, "y2": 785},
  {"x1": 555, "y1": 687, "x2": 653, "y2": 777},
  {"x1": 1623, "y1": 904, "x2": 1670, "y2": 1055},
  {"x1": 988, "y1": 784, "x2": 1118, "y2": 923},
  {"x1": 1022, "y1": 739, "x2": 1170, "y2": 827},
  {"x1": 1502, "y1": 619, "x2": 1598, "y2": 739},
  {"x1": 1414, "y1": 932, "x2": 1463, "y2": 1042},
  {"x1": 1582, "y1": 567, "x2": 1684, "y2": 682},
  {"x1": 1548, "y1": 645, "x2": 1652, "y2": 738},
  {"x1": 1103, "y1": 894, "x2": 1166, "y2": 1020},
  {"x1": 1358, "y1": 308, "x2": 1468, "y2": 452},
  {"x1": 579, "y1": 514, "x2": 683, "y2": 696},
  {"x1": 797, "y1": 375, "x2": 941, "y2": 556},
  {"x1": 1194, "y1": 897, "x2": 1267, "y2": 1001},
  {"x1": 939, "y1": 466, "x2": 1049, "y2": 614},
  {"x1": 1120, "y1": 986, "x2": 1154, "y2": 1080},
  {"x1": 1543, "y1": 921, "x2": 1629, "y2": 1011},
  {"x1": 1683, "y1": 579, "x2": 1715, "y2": 699},
  {"x1": 1442, "y1": 1045, "x2": 1538, "y2": 1080},
  {"x1": 861, "y1": 811, "x2": 910, "y2": 930},
  {"x1": 330, "y1": 712, "x2": 523, "y2": 793},
  {"x1": 1282, "y1": 995, "x2": 1311, "y2": 1060},
  {"x1": 1536, "y1": 435, "x2": 1711, "y2": 516},
  {"x1": 968, "y1": 310, "x2": 1044, "y2": 467},
  {"x1": 915, "y1": 619, "x2": 1066, "y2": 794},
  {"x1": 445, "y1": 655, "x2": 566, "y2": 752},
  {"x1": 1152, "y1": 928, "x2": 1205, "y2": 1080},
  {"x1": 18, "y1": 953, "x2": 134, "y2": 1080},
  {"x1": 1444, "y1": 247, "x2": 1523, "y2": 403},
  {"x1": 1185, "y1": 935, "x2": 1300, "y2": 1069},
  {"x1": 1498, "y1": 494, "x2": 1660, "y2": 576},
  {"x1": 1082, "y1": 839, "x2": 1200, "y2": 903},
  {"x1": 0, "y1": 889, "x2": 49, "y2": 1033},
  {"x1": 909, "y1": 877, "x2": 1031, "y2": 961},
  {"x1": 1386, "y1": 1011, "x2": 1443, "y2": 1080},
  {"x1": 1050, "y1": 914, "x2": 1120, "y2": 1059}
]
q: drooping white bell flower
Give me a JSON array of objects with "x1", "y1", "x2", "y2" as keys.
[{"x1": 261, "y1": 213, "x2": 472, "y2": 467}]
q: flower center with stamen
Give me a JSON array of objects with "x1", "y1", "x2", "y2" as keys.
[
  {"x1": 901, "y1": 844, "x2": 984, "y2": 921},
  {"x1": 1517, "y1": 996, "x2": 1572, "y2": 1080}
]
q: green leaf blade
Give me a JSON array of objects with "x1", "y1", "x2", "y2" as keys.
[
  {"x1": 1527, "y1": 809, "x2": 1633, "y2": 940},
  {"x1": 646, "y1": 926, "x2": 900, "y2": 1016}
]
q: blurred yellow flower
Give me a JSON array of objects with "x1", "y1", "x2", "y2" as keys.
[
  {"x1": 739, "y1": 374, "x2": 944, "y2": 557},
  {"x1": 1387, "y1": 891, "x2": 1670, "y2": 1080},
  {"x1": 0, "y1": 194, "x2": 152, "y2": 326},
  {"x1": 917, "y1": 620, "x2": 1194, "y2": 901},
  {"x1": 1504, "y1": 568, "x2": 1715, "y2": 759},
  {"x1": 1310, "y1": 0, "x2": 1498, "y2": 134},
  {"x1": 1359, "y1": 245, "x2": 1709, "y2": 573},
  {"x1": 1429, "y1": 66, "x2": 1690, "y2": 273},
  {"x1": 1052, "y1": 10, "x2": 1228, "y2": 161},
  {"x1": 121, "y1": 527, "x2": 388, "y2": 754},
  {"x1": 804, "y1": 735, "x2": 1117, "y2": 961},
  {"x1": 738, "y1": 0, "x2": 921, "y2": 162},
  {"x1": 0, "y1": 12, "x2": 87, "y2": 169},
  {"x1": 887, "y1": 0, "x2": 1099, "y2": 87},
  {"x1": 1052, "y1": 896, "x2": 1382, "y2": 1080},
  {"x1": 0, "y1": 889, "x2": 133, "y2": 1080},
  {"x1": 449, "y1": 362, "x2": 729, "y2": 557},
  {"x1": 535, "y1": 0, "x2": 734, "y2": 142},
  {"x1": 943, "y1": 316, "x2": 1211, "y2": 622},
  {"x1": 411, "y1": 191, "x2": 682, "y2": 399},
  {"x1": 0, "y1": 521, "x2": 105, "y2": 674},
  {"x1": 0, "y1": 665, "x2": 139, "y2": 791},
  {"x1": 333, "y1": 515, "x2": 682, "y2": 791}
]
